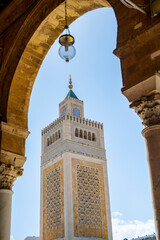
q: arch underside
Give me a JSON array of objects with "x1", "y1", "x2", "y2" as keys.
[{"x1": 7, "y1": 0, "x2": 110, "y2": 130}]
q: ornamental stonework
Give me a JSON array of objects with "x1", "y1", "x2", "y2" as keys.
[
  {"x1": 0, "y1": 163, "x2": 23, "y2": 190},
  {"x1": 72, "y1": 159, "x2": 108, "y2": 239},
  {"x1": 130, "y1": 93, "x2": 160, "y2": 127},
  {"x1": 43, "y1": 160, "x2": 64, "y2": 240}
]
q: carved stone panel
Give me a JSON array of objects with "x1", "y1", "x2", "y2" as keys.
[
  {"x1": 72, "y1": 159, "x2": 108, "y2": 239},
  {"x1": 43, "y1": 160, "x2": 64, "y2": 240}
]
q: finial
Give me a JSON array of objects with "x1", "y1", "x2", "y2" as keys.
[{"x1": 68, "y1": 75, "x2": 73, "y2": 89}]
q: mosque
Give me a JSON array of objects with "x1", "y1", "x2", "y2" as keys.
[
  {"x1": 40, "y1": 77, "x2": 112, "y2": 239},
  {"x1": 0, "y1": 0, "x2": 160, "y2": 240}
]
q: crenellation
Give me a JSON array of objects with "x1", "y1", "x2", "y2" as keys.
[{"x1": 42, "y1": 115, "x2": 103, "y2": 135}]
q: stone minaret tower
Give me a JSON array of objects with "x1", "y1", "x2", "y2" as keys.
[{"x1": 40, "y1": 77, "x2": 112, "y2": 240}]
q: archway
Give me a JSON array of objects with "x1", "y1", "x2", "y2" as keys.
[
  {"x1": 0, "y1": 0, "x2": 160, "y2": 240},
  {"x1": 11, "y1": 6, "x2": 154, "y2": 239}
]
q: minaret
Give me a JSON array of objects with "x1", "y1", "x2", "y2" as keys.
[{"x1": 40, "y1": 77, "x2": 113, "y2": 240}]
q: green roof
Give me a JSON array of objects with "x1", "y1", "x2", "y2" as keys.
[{"x1": 65, "y1": 90, "x2": 79, "y2": 100}]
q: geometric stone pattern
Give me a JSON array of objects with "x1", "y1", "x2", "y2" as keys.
[
  {"x1": 46, "y1": 167, "x2": 61, "y2": 227},
  {"x1": 72, "y1": 159, "x2": 108, "y2": 239},
  {"x1": 77, "y1": 165, "x2": 102, "y2": 235},
  {"x1": 77, "y1": 165, "x2": 102, "y2": 223},
  {"x1": 43, "y1": 160, "x2": 64, "y2": 240}
]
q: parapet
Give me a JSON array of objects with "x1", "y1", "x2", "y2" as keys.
[{"x1": 42, "y1": 115, "x2": 103, "y2": 135}]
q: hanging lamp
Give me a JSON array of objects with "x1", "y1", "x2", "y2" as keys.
[{"x1": 58, "y1": 0, "x2": 76, "y2": 62}]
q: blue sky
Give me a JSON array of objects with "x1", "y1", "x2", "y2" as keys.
[{"x1": 11, "y1": 7, "x2": 155, "y2": 240}]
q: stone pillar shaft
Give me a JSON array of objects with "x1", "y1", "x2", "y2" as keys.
[
  {"x1": 142, "y1": 126, "x2": 160, "y2": 240},
  {"x1": 0, "y1": 189, "x2": 13, "y2": 240}
]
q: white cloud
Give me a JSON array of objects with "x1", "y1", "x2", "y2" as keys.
[
  {"x1": 112, "y1": 212, "x2": 155, "y2": 240},
  {"x1": 11, "y1": 236, "x2": 15, "y2": 240}
]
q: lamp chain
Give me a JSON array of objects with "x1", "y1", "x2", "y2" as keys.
[{"x1": 65, "y1": 0, "x2": 68, "y2": 27}]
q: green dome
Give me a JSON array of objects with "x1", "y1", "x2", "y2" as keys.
[{"x1": 65, "y1": 90, "x2": 79, "y2": 100}]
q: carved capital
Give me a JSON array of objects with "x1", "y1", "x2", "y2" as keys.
[
  {"x1": 0, "y1": 163, "x2": 23, "y2": 190},
  {"x1": 130, "y1": 93, "x2": 160, "y2": 127}
]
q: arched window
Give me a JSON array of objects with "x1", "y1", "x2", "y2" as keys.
[
  {"x1": 55, "y1": 132, "x2": 57, "y2": 140},
  {"x1": 73, "y1": 108, "x2": 80, "y2": 118},
  {"x1": 80, "y1": 129, "x2": 83, "y2": 138},
  {"x1": 62, "y1": 109, "x2": 66, "y2": 116},
  {"x1": 58, "y1": 130, "x2": 61, "y2": 139},
  {"x1": 92, "y1": 133, "x2": 96, "y2": 141},
  {"x1": 88, "y1": 132, "x2": 91, "y2": 141},
  {"x1": 84, "y1": 131, "x2": 87, "y2": 139},
  {"x1": 50, "y1": 136, "x2": 52, "y2": 144},
  {"x1": 75, "y1": 128, "x2": 78, "y2": 137},
  {"x1": 47, "y1": 138, "x2": 50, "y2": 146},
  {"x1": 52, "y1": 134, "x2": 55, "y2": 143}
]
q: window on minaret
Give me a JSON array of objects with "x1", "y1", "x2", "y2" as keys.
[
  {"x1": 75, "y1": 128, "x2": 78, "y2": 137},
  {"x1": 92, "y1": 133, "x2": 96, "y2": 141},
  {"x1": 84, "y1": 131, "x2": 87, "y2": 139},
  {"x1": 58, "y1": 130, "x2": 61, "y2": 139},
  {"x1": 47, "y1": 138, "x2": 49, "y2": 146},
  {"x1": 53, "y1": 134, "x2": 55, "y2": 143},
  {"x1": 73, "y1": 108, "x2": 80, "y2": 118},
  {"x1": 62, "y1": 109, "x2": 66, "y2": 116},
  {"x1": 88, "y1": 132, "x2": 91, "y2": 141},
  {"x1": 80, "y1": 129, "x2": 83, "y2": 138},
  {"x1": 50, "y1": 136, "x2": 52, "y2": 144}
]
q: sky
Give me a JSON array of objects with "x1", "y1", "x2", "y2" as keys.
[{"x1": 11, "y1": 7, "x2": 155, "y2": 240}]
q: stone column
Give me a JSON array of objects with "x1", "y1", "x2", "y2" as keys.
[
  {"x1": 122, "y1": 73, "x2": 160, "y2": 240},
  {"x1": 0, "y1": 121, "x2": 29, "y2": 240},
  {"x1": 130, "y1": 92, "x2": 160, "y2": 240},
  {"x1": 0, "y1": 163, "x2": 23, "y2": 240}
]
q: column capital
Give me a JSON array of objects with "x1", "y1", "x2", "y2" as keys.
[
  {"x1": 0, "y1": 163, "x2": 23, "y2": 190},
  {"x1": 130, "y1": 92, "x2": 160, "y2": 127},
  {"x1": 122, "y1": 73, "x2": 160, "y2": 127}
]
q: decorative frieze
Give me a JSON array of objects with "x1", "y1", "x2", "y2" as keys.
[
  {"x1": 0, "y1": 163, "x2": 23, "y2": 190},
  {"x1": 41, "y1": 141, "x2": 106, "y2": 165},
  {"x1": 130, "y1": 93, "x2": 160, "y2": 127}
]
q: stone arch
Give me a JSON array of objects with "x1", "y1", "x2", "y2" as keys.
[
  {"x1": 4, "y1": 0, "x2": 111, "y2": 131},
  {"x1": 1, "y1": 1, "x2": 160, "y2": 239}
]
